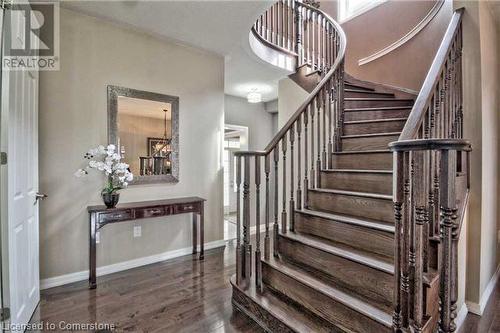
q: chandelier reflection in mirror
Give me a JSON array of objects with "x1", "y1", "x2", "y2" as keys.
[{"x1": 140, "y1": 109, "x2": 172, "y2": 176}]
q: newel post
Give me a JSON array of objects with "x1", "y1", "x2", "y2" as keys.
[
  {"x1": 439, "y1": 149, "x2": 458, "y2": 333},
  {"x1": 392, "y1": 151, "x2": 404, "y2": 331}
]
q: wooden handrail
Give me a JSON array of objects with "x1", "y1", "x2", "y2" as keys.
[
  {"x1": 399, "y1": 8, "x2": 464, "y2": 140},
  {"x1": 389, "y1": 138, "x2": 471, "y2": 151},
  {"x1": 251, "y1": 1, "x2": 346, "y2": 154},
  {"x1": 235, "y1": 0, "x2": 347, "y2": 295}
]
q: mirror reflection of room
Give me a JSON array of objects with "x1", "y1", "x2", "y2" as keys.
[{"x1": 117, "y1": 96, "x2": 172, "y2": 177}]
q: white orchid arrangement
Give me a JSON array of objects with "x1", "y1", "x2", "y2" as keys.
[{"x1": 74, "y1": 144, "x2": 133, "y2": 194}]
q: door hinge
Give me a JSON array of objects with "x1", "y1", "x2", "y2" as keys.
[
  {"x1": 0, "y1": 152, "x2": 6, "y2": 165},
  {"x1": 0, "y1": 307, "x2": 10, "y2": 322}
]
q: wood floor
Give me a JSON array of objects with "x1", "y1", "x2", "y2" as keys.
[
  {"x1": 31, "y1": 242, "x2": 263, "y2": 333},
  {"x1": 459, "y1": 279, "x2": 500, "y2": 333},
  {"x1": 31, "y1": 239, "x2": 499, "y2": 333}
]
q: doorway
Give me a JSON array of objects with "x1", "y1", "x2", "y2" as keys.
[{"x1": 223, "y1": 125, "x2": 248, "y2": 241}]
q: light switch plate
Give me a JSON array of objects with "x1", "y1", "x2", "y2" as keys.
[{"x1": 133, "y1": 225, "x2": 141, "y2": 238}]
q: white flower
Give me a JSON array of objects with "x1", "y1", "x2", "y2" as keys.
[
  {"x1": 112, "y1": 153, "x2": 121, "y2": 161},
  {"x1": 126, "y1": 173, "x2": 133, "y2": 181},
  {"x1": 123, "y1": 182, "x2": 128, "y2": 187},
  {"x1": 97, "y1": 145, "x2": 106, "y2": 154}
]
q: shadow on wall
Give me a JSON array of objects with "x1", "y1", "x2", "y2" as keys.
[{"x1": 322, "y1": 0, "x2": 453, "y2": 91}]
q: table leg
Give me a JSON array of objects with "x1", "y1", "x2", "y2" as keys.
[
  {"x1": 200, "y1": 203, "x2": 204, "y2": 260},
  {"x1": 192, "y1": 212, "x2": 198, "y2": 255},
  {"x1": 89, "y1": 213, "x2": 97, "y2": 289}
]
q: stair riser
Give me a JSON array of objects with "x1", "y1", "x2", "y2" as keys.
[
  {"x1": 344, "y1": 83, "x2": 374, "y2": 92},
  {"x1": 342, "y1": 135, "x2": 400, "y2": 151},
  {"x1": 345, "y1": 91, "x2": 394, "y2": 98},
  {"x1": 295, "y1": 212, "x2": 394, "y2": 258},
  {"x1": 278, "y1": 235, "x2": 393, "y2": 310},
  {"x1": 262, "y1": 262, "x2": 392, "y2": 333},
  {"x1": 345, "y1": 99, "x2": 413, "y2": 108},
  {"x1": 320, "y1": 171, "x2": 392, "y2": 195},
  {"x1": 308, "y1": 190, "x2": 394, "y2": 223},
  {"x1": 344, "y1": 109, "x2": 411, "y2": 121},
  {"x1": 344, "y1": 120, "x2": 406, "y2": 136},
  {"x1": 331, "y1": 152, "x2": 393, "y2": 170}
]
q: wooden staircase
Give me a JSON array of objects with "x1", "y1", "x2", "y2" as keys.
[
  {"x1": 232, "y1": 80, "x2": 421, "y2": 332},
  {"x1": 234, "y1": 3, "x2": 469, "y2": 333}
]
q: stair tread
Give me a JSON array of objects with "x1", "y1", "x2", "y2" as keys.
[
  {"x1": 332, "y1": 149, "x2": 391, "y2": 155},
  {"x1": 309, "y1": 187, "x2": 393, "y2": 200},
  {"x1": 344, "y1": 117, "x2": 407, "y2": 124},
  {"x1": 281, "y1": 231, "x2": 394, "y2": 273},
  {"x1": 345, "y1": 106, "x2": 412, "y2": 111},
  {"x1": 230, "y1": 275, "x2": 335, "y2": 333},
  {"x1": 297, "y1": 208, "x2": 394, "y2": 233},
  {"x1": 345, "y1": 89, "x2": 394, "y2": 95},
  {"x1": 322, "y1": 168, "x2": 392, "y2": 174},
  {"x1": 341, "y1": 132, "x2": 401, "y2": 139},
  {"x1": 264, "y1": 255, "x2": 393, "y2": 327},
  {"x1": 344, "y1": 83, "x2": 375, "y2": 91}
]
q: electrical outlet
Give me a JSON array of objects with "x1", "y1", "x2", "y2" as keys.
[
  {"x1": 96, "y1": 231, "x2": 100, "y2": 244},
  {"x1": 133, "y1": 225, "x2": 141, "y2": 238}
]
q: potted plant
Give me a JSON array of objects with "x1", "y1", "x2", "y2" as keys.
[{"x1": 75, "y1": 144, "x2": 133, "y2": 208}]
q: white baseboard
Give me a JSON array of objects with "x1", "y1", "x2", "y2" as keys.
[
  {"x1": 40, "y1": 239, "x2": 227, "y2": 290},
  {"x1": 466, "y1": 264, "x2": 500, "y2": 315},
  {"x1": 456, "y1": 303, "x2": 469, "y2": 330}
]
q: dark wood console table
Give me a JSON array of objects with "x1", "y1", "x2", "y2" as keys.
[{"x1": 88, "y1": 197, "x2": 205, "y2": 289}]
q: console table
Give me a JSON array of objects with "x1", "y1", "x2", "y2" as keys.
[{"x1": 88, "y1": 197, "x2": 205, "y2": 289}]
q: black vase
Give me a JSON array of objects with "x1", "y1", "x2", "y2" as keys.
[{"x1": 102, "y1": 192, "x2": 120, "y2": 209}]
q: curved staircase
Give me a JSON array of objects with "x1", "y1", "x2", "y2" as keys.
[{"x1": 232, "y1": 2, "x2": 470, "y2": 333}]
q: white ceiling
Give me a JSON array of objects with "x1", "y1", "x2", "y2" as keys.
[{"x1": 61, "y1": 1, "x2": 290, "y2": 102}]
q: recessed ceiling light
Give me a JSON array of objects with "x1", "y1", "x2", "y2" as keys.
[{"x1": 247, "y1": 90, "x2": 262, "y2": 103}]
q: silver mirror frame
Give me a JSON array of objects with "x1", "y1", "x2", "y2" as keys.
[{"x1": 107, "y1": 85, "x2": 179, "y2": 185}]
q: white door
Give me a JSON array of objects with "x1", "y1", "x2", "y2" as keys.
[{"x1": 1, "y1": 3, "x2": 41, "y2": 331}]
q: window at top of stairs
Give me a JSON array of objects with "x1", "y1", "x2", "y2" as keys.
[{"x1": 338, "y1": 0, "x2": 387, "y2": 23}]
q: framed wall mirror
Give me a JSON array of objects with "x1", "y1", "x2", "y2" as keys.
[{"x1": 108, "y1": 85, "x2": 179, "y2": 185}]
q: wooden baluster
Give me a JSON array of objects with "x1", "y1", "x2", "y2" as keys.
[
  {"x1": 296, "y1": 117, "x2": 303, "y2": 209},
  {"x1": 307, "y1": 9, "x2": 311, "y2": 65},
  {"x1": 289, "y1": 126, "x2": 295, "y2": 231},
  {"x1": 283, "y1": 0, "x2": 287, "y2": 49},
  {"x1": 457, "y1": 25, "x2": 463, "y2": 138},
  {"x1": 393, "y1": 150, "x2": 404, "y2": 331},
  {"x1": 279, "y1": 0, "x2": 284, "y2": 48},
  {"x1": 439, "y1": 149, "x2": 458, "y2": 333},
  {"x1": 401, "y1": 151, "x2": 411, "y2": 328},
  {"x1": 311, "y1": 11, "x2": 315, "y2": 69},
  {"x1": 273, "y1": 146, "x2": 279, "y2": 257},
  {"x1": 265, "y1": 10, "x2": 269, "y2": 41},
  {"x1": 316, "y1": 95, "x2": 322, "y2": 187},
  {"x1": 236, "y1": 155, "x2": 242, "y2": 286},
  {"x1": 243, "y1": 156, "x2": 252, "y2": 287},
  {"x1": 281, "y1": 135, "x2": 288, "y2": 233},
  {"x1": 310, "y1": 103, "x2": 315, "y2": 188},
  {"x1": 412, "y1": 150, "x2": 426, "y2": 333},
  {"x1": 304, "y1": 107, "x2": 310, "y2": 206},
  {"x1": 264, "y1": 154, "x2": 271, "y2": 260},
  {"x1": 327, "y1": 78, "x2": 333, "y2": 168},
  {"x1": 322, "y1": 86, "x2": 327, "y2": 169},
  {"x1": 255, "y1": 156, "x2": 262, "y2": 289},
  {"x1": 295, "y1": 2, "x2": 303, "y2": 66},
  {"x1": 317, "y1": 15, "x2": 322, "y2": 70}
]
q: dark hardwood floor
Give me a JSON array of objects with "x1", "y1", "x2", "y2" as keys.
[
  {"x1": 460, "y1": 278, "x2": 500, "y2": 333},
  {"x1": 30, "y1": 241, "x2": 263, "y2": 332}
]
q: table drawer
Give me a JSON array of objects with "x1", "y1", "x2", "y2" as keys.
[
  {"x1": 136, "y1": 206, "x2": 167, "y2": 218},
  {"x1": 174, "y1": 203, "x2": 198, "y2": 214},
  {"x1": 99, "y1": 210, "x2": 133, "y2": 223}
]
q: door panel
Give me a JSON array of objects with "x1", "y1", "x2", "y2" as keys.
[{"x1": 1, "y1": 4, "x2": 40, "y2": 331}]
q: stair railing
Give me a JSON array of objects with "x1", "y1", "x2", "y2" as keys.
[
  {"x1": 389, "y1": 8, "x2": 470, "y2": 333},
  {"x1": 236, "y1": 1, "x2": 346, "y2": 290}
]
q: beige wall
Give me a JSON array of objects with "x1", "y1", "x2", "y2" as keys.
[
  {"x1": 277, "y1": 77, "x2": 308, "y2": 129},
  {"x1": 118, "y1": 114, "x2": 172, "y2": 175},
  {"x1": 39, "y1": 9, "x2": 224, "y2": 280},
  {"x1": 323, "y1": 0, "x2": 453, "y2": 91},
  {"x1": 453, "y1": 0, "x2": 500, "y2": 313}
]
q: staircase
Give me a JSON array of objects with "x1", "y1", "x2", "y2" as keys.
[{"x1": 232, "y1": 2, "x2": 469, "y2": 333}]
